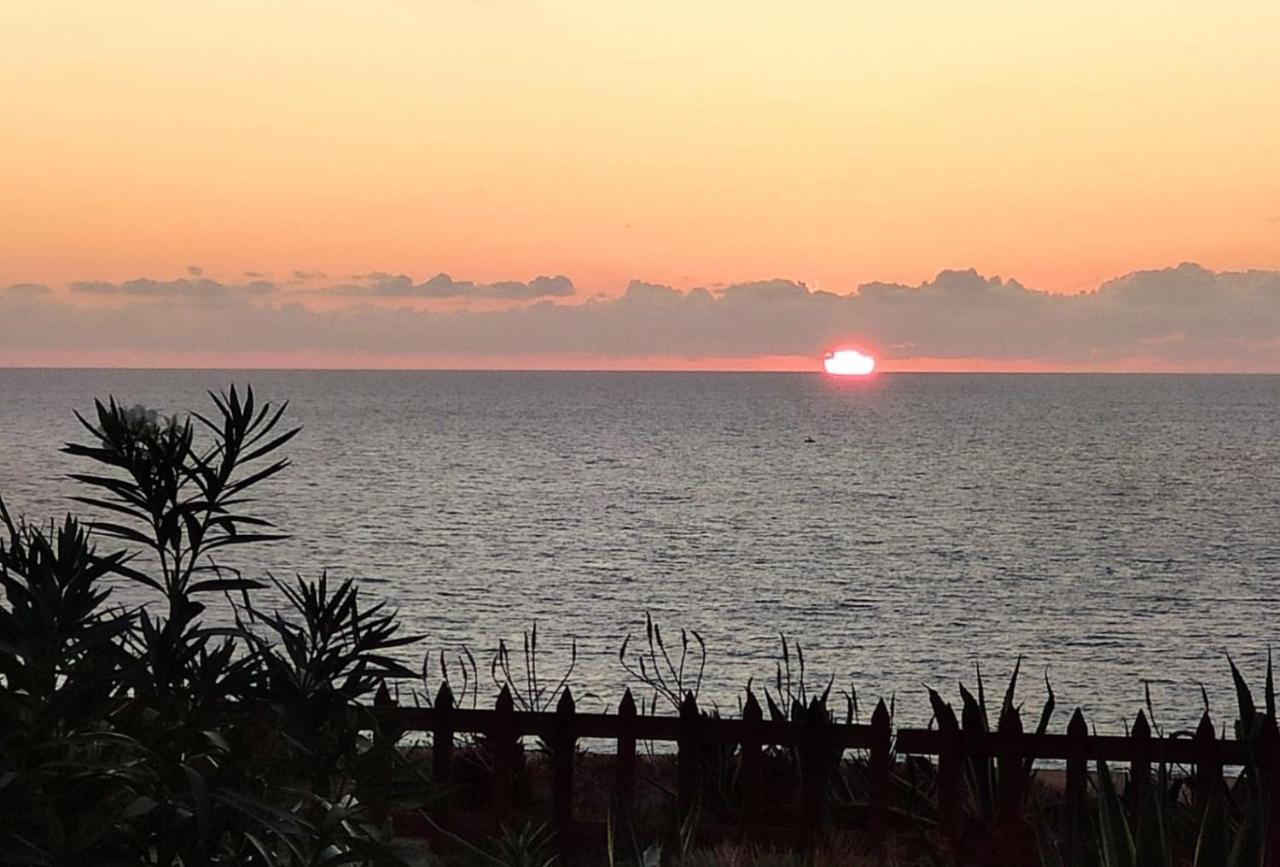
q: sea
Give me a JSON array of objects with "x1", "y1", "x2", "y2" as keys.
[{"x1": 1, "y1": 369, "x2": 1278, "y2": 732}]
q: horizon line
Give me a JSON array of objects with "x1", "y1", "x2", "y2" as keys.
[{"x1": 3, "y1": 364, "x2": 1277, "y2": 376}]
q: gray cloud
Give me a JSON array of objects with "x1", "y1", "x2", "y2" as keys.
[
  {"x1": 68, "y1": 277, "x2": 278, "y2": 301},
  {"x1": 330, "y1": 272, "x2": 575, "y2": 300},
  {"x1": 6, "y1": 264, "x2": 1280, "y2": 370},
  {"x1": 4, "y1": 283, "x2": 49, "y2": 296}
]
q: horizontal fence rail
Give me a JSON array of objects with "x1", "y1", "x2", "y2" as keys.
[{"x1": 367, "y1": 683, "x2": 1280, "y2": 866}]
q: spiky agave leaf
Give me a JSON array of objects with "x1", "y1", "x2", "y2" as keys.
[
  {"x1": 1191, "y1": 782, "x2": 1228, "y2": 867},
  {"x1": 1228, "y1": 654, "x2": 1258, "y2": 740},
  {"x1": 1096, "y1": 760, "x2": 1136, "y2": 867},
  {"x1": 1132, "y1": 766, "x2": 1171, "y2": 867}
]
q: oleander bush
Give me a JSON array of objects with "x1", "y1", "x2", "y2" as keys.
[{"x1": 0, "y1": 386, "x2": 428, "y2": 866}]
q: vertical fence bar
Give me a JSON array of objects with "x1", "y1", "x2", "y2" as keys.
[
  {"x1": 740, "y1": 688, "x2": 764, "y2": 834},
  {"x1": 1194, "y1": 711, "x2": 1220, "y2": 810},
  {"x1": 995, "y1": 706, "x2": 1026, "y2": 863},
  {"x1": 491, "y1": 686, "x2": 517, "y2": 822},
  {"x1": 1064, "y1": 709, "x2": 1088, "y2": 867},
  {"x1": 553, "y1": 688, "x2": 577, "y2": 846},
  {"x1": 800, "y1": 698, "x2": 828, "y2": 848},
  {"x1": 868, "y1": 699, "x2": 892, "y2": 840},
  {"x1": 370, "y1": 684, "x2": 397, "y2": 824},
  {"x1": 937, "y1": 714, "x2": 964, "y2": 847},
  {"x1": 1128, "y1": 710, "x2": 1151, "y2": 817},
  {"x1": 677, "y1": 691, "x2": 701, "y2": 826},
  {"x1": 614, "y1": 689, "x2": 638, "y2": 824},
  {"x1": 433, "y1": 682, "x2": 455, "y2": 788}
]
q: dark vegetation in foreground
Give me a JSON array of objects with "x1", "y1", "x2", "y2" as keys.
[{"x1": 0, "y1": 384, "x2": 1276, "y2": 867}]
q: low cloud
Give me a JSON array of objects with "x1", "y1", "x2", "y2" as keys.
[
  {"x1": 68, "y1": 277, "x2": 278, "y2": 301},
  {"x1": 4, "y1": 283, "x2": 49, "y2": 296},
  {"x1": 330, "y1": 272, "x2": 575, "y2": 300},
  {"x1": 5, "y1": 263, "x2": 1280, "y2": 370}
]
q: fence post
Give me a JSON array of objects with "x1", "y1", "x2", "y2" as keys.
[
  {"x1": 433, "y1": 682, "x2": 455, "y2": 788},
  {"x1": 868, "y1": 699, "x2": 891, "y2": 840},
  {"x1": 1064, "y1": 708, "x2": 1088, "y2": 867},
  {"x1": 615, "y1": 689, "x2": 638, "y2": 825},
  {"x1": 740, "y1": 687, "x2": 764, "y2": 834},
  {"x1": 937, "y1": 710, "x2": 964, "y2": 847},
  {"x1": 800, "y1": 698, "x2": 828, "y2": 848},
  {"x1": 370, "y1": 684, "x2": 398, "y2": 824},
  {"x1": 995, "y1": 704, "x2": 1026, "y2": 862},
  {"x1": 491, "y1": 685, "x2": 517, "y2": 823},
  {"x1": 1194, "y1": 711, "x2": 1220, "y2": 811},
  {"x1": 677, "y1": 691, "x2": 700, "y2": 829},
  {"x1": 1128, "y1": 710, "x2": 1151, "y2": 818},
  {"x1": 553, "y1": 688, "x2": 577, "y2": 846}
]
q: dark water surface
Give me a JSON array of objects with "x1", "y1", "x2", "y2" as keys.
[{"x1": 2, "y1": 370, "x2": 1278, "y2": 730}]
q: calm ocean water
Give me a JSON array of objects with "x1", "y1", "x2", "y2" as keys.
[{"x1": 1, "y1": 369, "x2": 1278, "y2": 731}]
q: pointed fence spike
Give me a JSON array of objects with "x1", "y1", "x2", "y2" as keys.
[
  {"x1": 496, "y1": 684, "x2": 514, "y2": 712},
  {"x1": 680, "y1": 690, "x2": 699, "y2": 719},
  {"x1": 871, "y1": 698, "x2": 891, "y2": 728},
  {"x1": 619, "y1": 687, "x2": 637, "y2": 716},
  {"x1": 1132, "y1": 709, "x2": 1151, "y2": 738},
  {"x1": 435, "y1": 681, "x2": 455, "y2": 709},
  {"x1": 1197, "y1": 710, "x2": 1216, "y2": 739},
  {"x1": 743, "y1": 688, "x2": 763, "y2": 721},
  {"x1": 557, "y1": 687, "x2": 576, "y2": 714},
  {"x1": 1067, "y1": 707, "x2": 1088, "y2": 736}
]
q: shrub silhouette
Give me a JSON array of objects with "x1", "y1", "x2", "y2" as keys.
[{"x1": 0, "y1": 385, "x2": 424, "y2": 866}]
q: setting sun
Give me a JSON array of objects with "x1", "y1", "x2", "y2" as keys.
[{"x1": 823, "y1": 348, "x2": 876, "y2": 376}]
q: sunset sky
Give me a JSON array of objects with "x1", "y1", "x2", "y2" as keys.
[{"x1": 3, "y1": 1, "x2": 1279, "y2": 370}]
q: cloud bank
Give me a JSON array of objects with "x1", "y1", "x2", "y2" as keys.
[
  {"x1": 3, "y1": 263, "x2": 1279, "y2": 370},
  {"x1": 69, "y1": 276, "x2": 277, "y2": 301},
  {"x1": 329, "y1": 272, "x2": 575, "y2": 300}
]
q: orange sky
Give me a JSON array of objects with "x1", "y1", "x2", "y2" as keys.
[{"x1": 2, "y1": 2, "x2": 1279, "y2": 369}]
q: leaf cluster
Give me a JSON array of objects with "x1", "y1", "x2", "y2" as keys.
[{"x1": 0, "y1": 385, "x2": 428, "y2": 866}]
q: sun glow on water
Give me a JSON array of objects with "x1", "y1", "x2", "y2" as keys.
[{"x1": 823, "y1": 348, "x2": 876, "y2": 377}]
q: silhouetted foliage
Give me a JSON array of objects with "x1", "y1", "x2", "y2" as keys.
[{"x1": 0, "y1": 385, "x2": 424, "y2": 866}]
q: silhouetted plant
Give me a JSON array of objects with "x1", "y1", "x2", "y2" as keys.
[
  {"x1": 618, "y1": 613, "x2": 706, "y2": 713},
  {"x1": 237, "y1": 573, "x2": 423, "y2": 798},
  {"x1": 428, "y1": 819, "x2": 559, "y2": 867},
  {"x1": 63, "y1": 389, "x2": 296, "y2": 620},
  {"x1": 0, "y1": 385, "x2": 421, "y2": 865},
  {"x1": 922, "y1": 657, "x2": 1054, "y2": 835},
  {"x1": 424, "y1": 645, "x2": 481, "y2": 709},
  {"x1": 763, "y1": 634, "x2": 835, "y2": 723},
  {"x1": 0, "y1": 505, "x2": 146, "y2": 865},
  {"x1": 491, "y1": 622, "x2": 578, "y2": 715}
]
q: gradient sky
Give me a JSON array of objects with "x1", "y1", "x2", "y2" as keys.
[{"x1": 3, "y1": 1, "x2": 1279, "y2": 369}]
